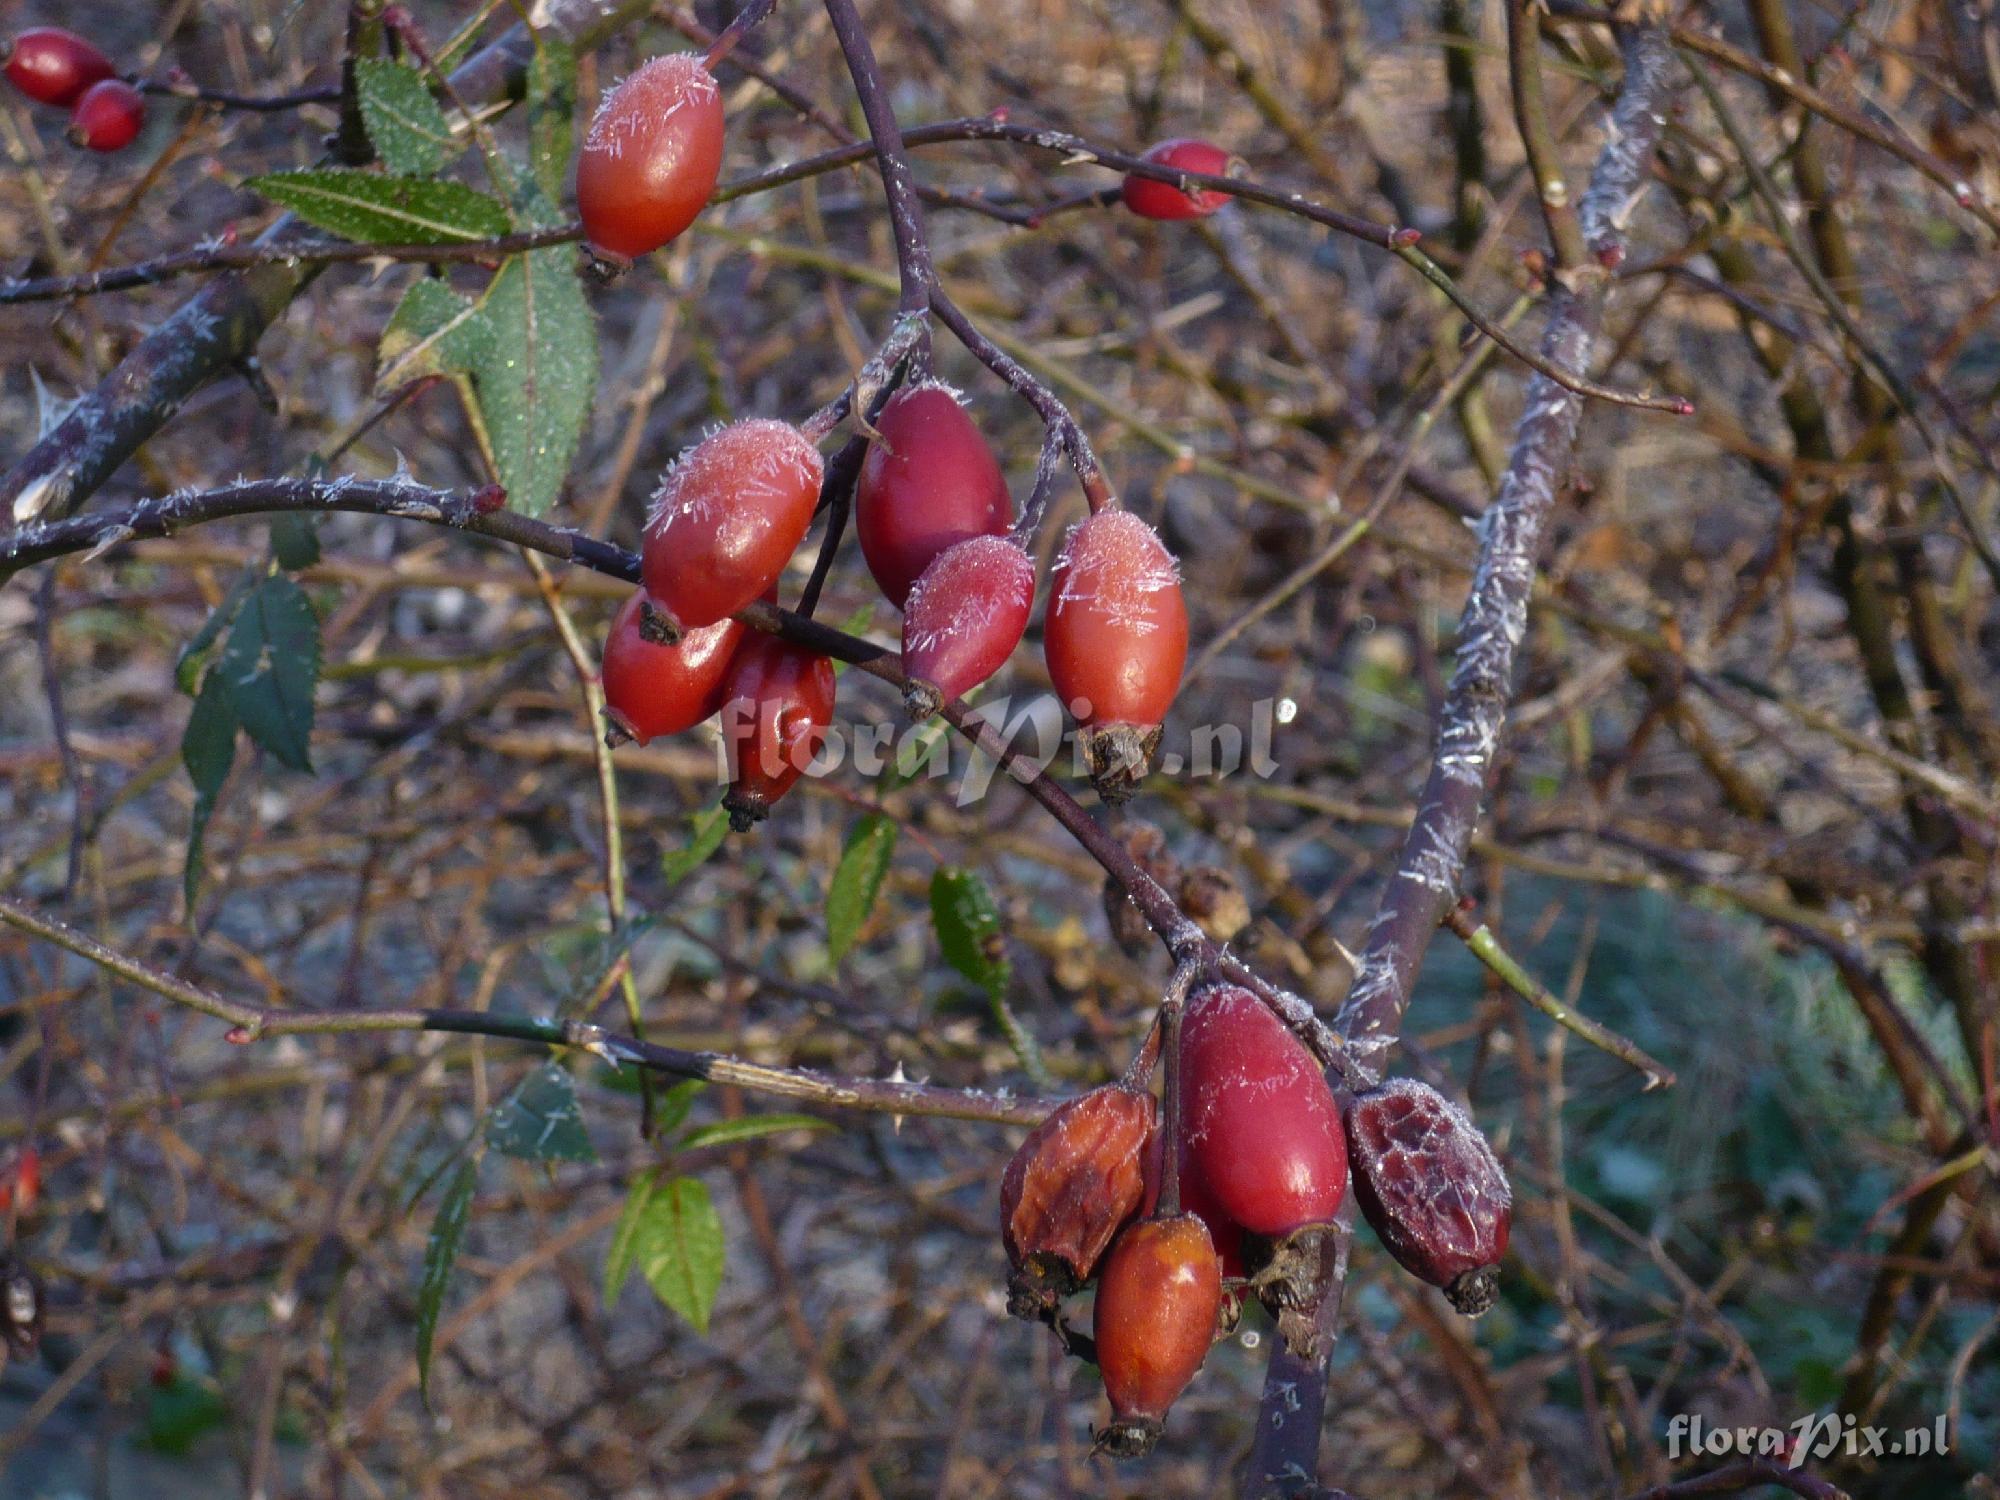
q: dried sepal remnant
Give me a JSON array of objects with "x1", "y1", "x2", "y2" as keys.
[
  {"x1": 1344, "y1": 1077, "x2": 1511, "y2": 1315},
  {"x1": 641, "y1": 420, "x2": 824, "y2": 636},
  {"x1": 901, "y1": 535, "x2": 1035, "y2": 716},
  {"x1": 1000, "y1": 1084, "x2": 1157, "y2": 1319},
  {"x1": 576, "y1": 54, "x2": 725, "y2": 263},
  {"x1": 1091, "y1": 1213, "x2": 1223, "y2": 1458}
]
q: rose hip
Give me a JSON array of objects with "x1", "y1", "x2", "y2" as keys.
[
  {"x1": 1178, "y1": 984, "x2": 1345, "y2": 1237},
  {"x1": 999, "y1": 1083, "x2": 1156, "y2": 1317},
  {"x1": 717, "y1": 632, "x2": 835, "y2": 830},
  {"x1": 1091, "y1": 1214, "x2": 1222, "y2": 1457},
  {"x1": 599, "y1": 590, "x2": 746, "y2": 746},
  {"x1": 642, "y1": 419, "x2": 823, "y2": 636},
  {"x1": 4, "y1": 26, "x2": 115, "y2": 108},
  {"x1": 1043, "y1": 508, "x2": 1187, "y2": 799},
  {"x1": 68, "y1": 77, "x2": 144, "y2": 153},
  {"x1": 855, "y1": 383, "x2": 1013, "y2": 609},
  {"x1": 1121, "y1": 138, "x2": 1239, "y2": 221},
  {"x1": 1344, "y1": 1078, "x2": 1512, "y2": 1315},
  {"x1": 575, "y1": 54, "x2": 725, "y2": 264},
  {"x1": 901, "y1": 535, "x2": 1035, "y2": 717}
]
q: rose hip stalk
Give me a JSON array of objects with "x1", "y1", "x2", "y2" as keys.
[
  {"x1": 855, "y1": 383, "x2": 1013, "y2": 609},
  {"x1": 1043, "y1": 508, "x2": 1188, "y2": 801},
  {"x1": 641, "y1": 419, "x2": 823, "y2": 638},
  {"x1": 717, "y1": 633, "x2": 835, "y2": 830},
  {"x1": 575, "y1": 54, "x2": 725, "y2": 264},
  {"x1": 599, "y1": 590, "x2": 746, "y2": 746},
  {"x1": 900, "y1": 535, "x2": 1035, "y2": 717},
  {"x1": 1345, "y1": 1078, "x2": 1512, "y2": 1315},
  {"x1": 1091, "y1": 1213, "x2": 1223, "y2": 1457},
  {"x1": 998, "y1": 1083, "x2": 1156, "y2": 1319}
]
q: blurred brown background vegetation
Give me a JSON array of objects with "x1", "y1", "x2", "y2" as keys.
[{"x1": 1, "y1": 0, "x2": 1997, "y2": 1496}]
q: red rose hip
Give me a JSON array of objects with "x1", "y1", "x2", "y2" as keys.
[
  {"x1": 4, "y1": 26, "x2": 115, "y2": 108},
  {"x1": 855, "y1": 383, "x2": 1013, "y2": 609},
  {"x1": 999, "y1": 1083, "x2": 1156, "y2": 1317},
  {"x1": 1121, "y1": 138, "x2": 1239, "y2": 221},
  {"x1": 575, "y1": 53, "x2": 725, "y2": 263},
  {"x1": 1345, "y1": 1078, "x2": 1512, "y2": 1315},
  {"x1": 68, "y1": 78, "x2": 144, "y2": 153},
  {"x1": 1092, "y1": 1214, "x2": 1223, "y2": 1457},
  {"x1": 901, "y1": 535, "x2": 1035, "y2": 717},
  {"x1": 599, "y1": 590, "x2": 746, "y2": 746},
  {"x1": 1044, "y1": 508, "x2": 1187, "y2": 798},
  {"x1": 642, "y1": 419, "x2": 823, "y2": 636},
  {"x1": 1179, "y1": 984, "x2": 1345, "y2": 1237},
  {"x1": 718, "y1": 633, "x2": 835, "y2": 830}
]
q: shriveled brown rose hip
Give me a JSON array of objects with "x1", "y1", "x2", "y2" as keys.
[
  {"x1": 999, "y1": 1083, "x2": 1157, "y2": 1318},
  {"x1": 1344, "y1": 1077, "x2": 1512, "y2": 1315}
]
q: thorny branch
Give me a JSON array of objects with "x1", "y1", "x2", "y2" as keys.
[{"x1": 1247, "y1": 27, "x2": 1679, "y2": 1498}]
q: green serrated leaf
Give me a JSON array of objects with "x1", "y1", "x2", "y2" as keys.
[
  {"x1": 175, "y1": 569, "x2": 258, "y2": 696},
  {"x1": 376, "y1": 276, "x2": 491, "y2": 395},
  {"x1": 355, "y1": 58, "x2": 460, "y2": 176},
  {"x1": 930, "y1": 867, "x2": 1010, "y2": 1000},
  {"x1": 827, "y1": 814, "x2": 897, "y2": 961},
  {"x1": 218, "y1": 574, "x2": 319, "y2": 773},
  {"x1": 269, "y1": 511, "x2": 320, "y2": 571},
  {"x1": 663, "y1": 806, "x2": 730, "y2": 886},
  {"x1": 627, "y1": 1175, "x2": 725, "y2": 1333},
  {"x1": 416, "y1": 1156, "x2": 477, "y2": 1405},
  {"x1": 487, "y1": 1060, "x2": 596, "y2": 1162},
  {"x1": 603, "y1": 1168, "x2": 661, "y2": 1304},
  {"x1": 526, "y1": 36, "x2": 577, "y2": 202},
  {"x1": 653, "y1": 1078, "x2": 705, "y2": 1134},
  {"x1": 678, "y1": 1114, "x2": 832, "y2": 1152},
  {"x1": 248, "y1": 169, "x2": 510, "y2": 245},
  {"x1": 463, "y1": 241, "x2": 596, "y2": 515},
  {"x1": 181, "y1": 667, "x2": 238, "y2": 909}
]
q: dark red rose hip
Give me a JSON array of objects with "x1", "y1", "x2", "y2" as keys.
[
  {"x1": 1121, "y1": 138, "x2": 1240, "y2": 221},
  {"x1": 856, "y1": 383, "x2": 1013, "y2": 610},
  {"x1": 68, "y1": 77, "x2": 145, "y2": 152},
  {"x1": 4, "y1": 26, "x2": 115, "y2": 108},
  {"x1": 999, "y1": 1083, "x2": 1156, "y2": 1317},
  {"x1": 717, "y1": 633, "x2": 836, "y2": 830},
  {"x1": 1091, "y1": 1213, "x2": 1222, "y2": 1457},
  {"x1": 1344, "y1": 1077, "x2": 1512, "y2": 1316},
  {"x1": 1179, "y1": 984, "x2": 1346, "y2": 1238},
  {"x1": 599, "y1": 590, "x2": 746, "y2": 746},
  {"x1": 900, "y1": 535, "x2": 1035, "y2": 717}
]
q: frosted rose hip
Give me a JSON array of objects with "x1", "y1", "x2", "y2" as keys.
[
  {"x1": 642, "y1": 419, "x2": 823, "y2": 634},
  {"x1": 576, "y1": 54, "x2": 725, "y2": 262},
  {"x1": 1345, "y1": 1077, "x2": 1512, "y2": 1315},
  {"x1": 1179, "y1": 984, "x2": 1346, "y2": 1237},
  {"x1": 901, "y1": 535, "x2": 1035, "y2": 716},
  {"x1": 856, "y1": 383, "x2": 1013, "y2": 608},
  {"x1": 1044, "y1": 508, "x2": 1188, "y2": 798}
]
